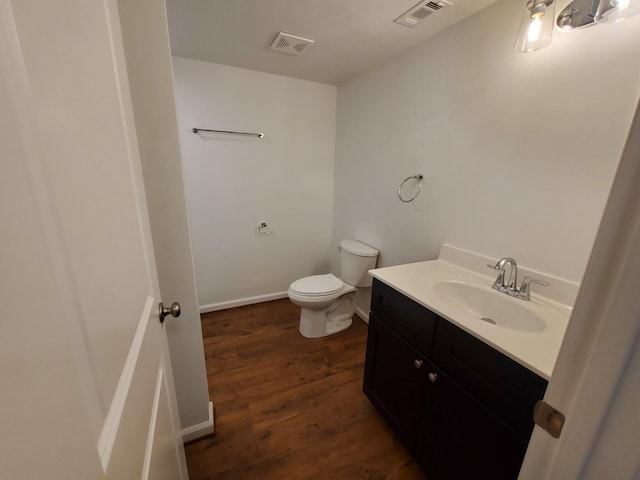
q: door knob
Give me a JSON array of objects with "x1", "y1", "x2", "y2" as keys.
[
  {"x1": 159, "y1": 302, "x2": 181, "y2": 323},
  {"x1": 428, "y1": 372, "x2": 439, "y2": 383},
  {"x1": 414, "y1": 359, "x2": 424, "y2": 369}
]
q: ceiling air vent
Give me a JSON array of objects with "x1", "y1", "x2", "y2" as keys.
[
  {"x1": 426, "y1": 1, "x2": 445, "y2": 10},
  {"x1": 394, "y1": 0, "x2": 452, "y2": 28},
  {"x1": 269, "y1": 32, "x2": 315, "y2": 55}
]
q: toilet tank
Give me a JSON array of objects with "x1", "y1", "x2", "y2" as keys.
[{"x1": 340, "y1": 239, "x2": 379, "y2": 287}]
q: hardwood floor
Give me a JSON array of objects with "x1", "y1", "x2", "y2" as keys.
[{"x1": 185, "y1": 298, "x2": 427, "y2": 480}]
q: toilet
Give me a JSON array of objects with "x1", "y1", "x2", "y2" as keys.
[{"x1": 288, "y1": 239, "x2": 379, "y2": 338}]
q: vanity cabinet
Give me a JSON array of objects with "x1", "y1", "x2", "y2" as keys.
[{"x1": 363, "y1": 279, "x2": 548, "y2": 480}]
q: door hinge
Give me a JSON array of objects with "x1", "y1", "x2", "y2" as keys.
[{"x1": 533, "y1": 400, "x2": 565, "y2": 438}]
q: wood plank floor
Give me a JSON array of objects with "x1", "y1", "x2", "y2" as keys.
[{"x1": 185, "y1": 298, "x2": 427, "y2": 480}]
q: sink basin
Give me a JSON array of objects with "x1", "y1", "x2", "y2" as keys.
[{"x1": 432, "y1": 281, "x2": 547, "y2": 333}]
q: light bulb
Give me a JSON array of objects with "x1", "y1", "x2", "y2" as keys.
[
  {"x1": 514, "y1": 0, "x2": 555, "y2": 52},
  {"x1": 613, "y1": 0, "x2": 631, "y2": 10},
  {"x1": 527, "y1": 18, "x2": 543, "y2": 42},
  {"x1": 596, "y1": 0, "x2": 640, "y2": 22}
]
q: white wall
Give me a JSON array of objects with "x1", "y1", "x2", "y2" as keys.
[
  {"x1": 332, "y1": 0, "x2": 640, "y2": 316},
  {"x1": 172, "y1": 57, "x2": 337, "y2": 310},
  {"x1": 117, "y1": 1, "x2": 210, "y2": 432}
]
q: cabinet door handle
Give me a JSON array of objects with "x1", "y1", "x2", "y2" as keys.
[
  {"x1": 414, "y1": 359, "x2": 424, "y2": 369},
  {"x1": 428, "y1": 372, "x2": 439, "y2": 383}
]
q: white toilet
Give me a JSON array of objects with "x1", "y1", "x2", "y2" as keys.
[{"x1": 288, "y1": 239, "x2": 379, "y2": 338}]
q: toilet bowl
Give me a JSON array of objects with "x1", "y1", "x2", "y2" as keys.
[{"x1": 288, "y1": 240, "x2": 379, "y2": 338}]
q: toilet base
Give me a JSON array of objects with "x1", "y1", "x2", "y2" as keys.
[
  {"x1": 299, "y1": 313, "x2": 352, "y2": 338},
  {"x1": 298, "y1": 292, "x2": 356, "y2": 338}
]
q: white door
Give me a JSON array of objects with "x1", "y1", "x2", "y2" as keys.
[
  {"x1": 0, "y1": 0, "x2": 188, "y2": 478},
  {"x1": 116, "y1": 0, "x2": 212, "y2": 439}
]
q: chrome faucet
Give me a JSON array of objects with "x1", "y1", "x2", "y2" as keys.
[
  {"x1": 487, "y1": 257, "x2": 549, "y2": 300},
  {"x1": 487, "y1": 257, "x2": 518, "y2": 293}
]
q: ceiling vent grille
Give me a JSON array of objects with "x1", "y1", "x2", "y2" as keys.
[
  {"x1": 394, "y1": 1, "x2": 452, "y2": 28},
  {"x1": 270, "y1": 32, "x2": 315, "y2": 55},
  {"x1": 426, "y1": 1, "x2": 445, "y2": 10}
]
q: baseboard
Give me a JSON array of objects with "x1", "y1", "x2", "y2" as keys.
[
  {"x1": 201, "y1": 292, "x2": 368, "y2": 322},
  {"x1": 356, "y1": 306, "x2": 370, "y2": 324},
  {"x1": 181, "y1": 401, "x2": 214, "y2": 443},
  {"x1": 199, "y1": 291, "x2": 289, "y2": 313}
]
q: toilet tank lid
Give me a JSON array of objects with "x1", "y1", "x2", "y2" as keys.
[{"x1": 340, "y1": 239, "x2": 378, "y2": 257}]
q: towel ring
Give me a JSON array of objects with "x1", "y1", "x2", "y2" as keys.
[{"x1": 398, "y1": 174, "x2": 424, "y2": 203}]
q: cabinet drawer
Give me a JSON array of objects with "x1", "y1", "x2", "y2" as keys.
[
  {"x1": 433, "y1": 320, "x2": 547, "y2": 439},
  {"x1": 370, "y1": 279, "x2": 437, "y2": 357}
]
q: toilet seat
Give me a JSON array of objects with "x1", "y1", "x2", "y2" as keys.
[{"x1": 289, "y1": 274, "x2": 344, "y2": 297}]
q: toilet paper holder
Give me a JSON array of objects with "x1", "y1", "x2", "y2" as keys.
[{"x1": 256, "y1": 222, "x2": 273, "y2": 236}]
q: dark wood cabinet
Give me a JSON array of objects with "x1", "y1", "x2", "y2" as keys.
[
  {"x1": 363, "y1": 314, "x2": 432, "y2": 449},
  {"x1": 369, "y1": 280, "x2": 438, "y2": 357},
  {"x1": 419, "y1": 373, "x2": 529, "y2": 480},
  {"x1": 364, "y1": 279, "x2": 547, "y2": 480},
  {"x1": 433, "y1": 319, "x2": 548, "y2": 440}
]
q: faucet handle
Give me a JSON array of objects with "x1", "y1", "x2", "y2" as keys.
[
  {"x1": 516, "y1": 276, "x2": 549, "y2": 301},
  {"x1": 529, "y1": 277, "x2": 549, "y2": 286}
]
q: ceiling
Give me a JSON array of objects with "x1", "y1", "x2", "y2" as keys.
[{"x1": 165, "y1": 0, "x2": 497, "y2": 85}]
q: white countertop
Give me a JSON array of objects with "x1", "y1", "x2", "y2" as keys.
[{"x1": 369, "y1": 259, "x2": 573, "y2": 380}]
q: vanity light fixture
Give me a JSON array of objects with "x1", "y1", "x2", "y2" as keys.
[
  {"x1": 516, "y1": 0, "x2": 639, "y2": 52},
  {"x1": 594, "y1": 0, "x2": 639, "y2": 22},
  {"x1": 558, "y1": 0, "x2": 639, "y2": 29},
  {"x1": 514, "y1": 0, "x2": 556, "y2": 52}
]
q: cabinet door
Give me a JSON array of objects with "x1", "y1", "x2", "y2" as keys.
[
  {"x1": 363, "y1": 314, "x2": 431, "y2": 449},
  {"x1": 434, "y1": 320, "x2": 547, "y2": 439},
  {"x1": 426, "y1": 374, "x2": 528, "y2": 480}
]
